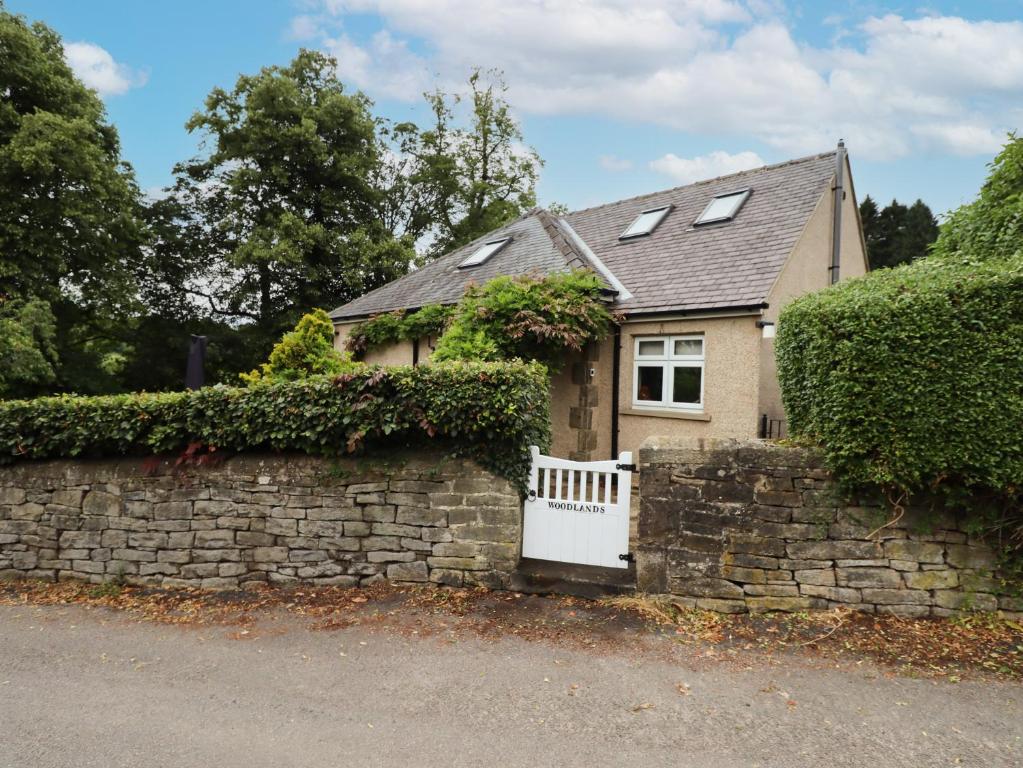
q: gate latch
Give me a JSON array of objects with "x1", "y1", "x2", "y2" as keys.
[
  {"x1": 619, "y1": 553, "x2": 635, "y2": 563},
  {"x1": 616, "y1": 463, "x2": 637, "y2": 472}
]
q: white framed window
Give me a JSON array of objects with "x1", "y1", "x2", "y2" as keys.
[
  {"x1": 632, "y1": 335, "x2": 704, "y2": 411},
  {"x1": 694, "y1": 189, "x2": 750, "y2": 225}
]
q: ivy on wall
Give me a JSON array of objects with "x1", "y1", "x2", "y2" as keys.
[{"x1": 346, "y1": 271, "x2": 619, "y2": 370}]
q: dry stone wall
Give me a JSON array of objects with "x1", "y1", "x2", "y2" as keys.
[
  {"x1": 0, "y1": 452, "x2": 521, "y2": 590},
  {"x1": 637, "y1": 437, "x2": 1022, "y2": 617}
]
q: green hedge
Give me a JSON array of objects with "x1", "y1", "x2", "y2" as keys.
[
  {"x1": 777, "y1": 254, "x2": 1023, "y2": 497},
  {"x1": 0, "y1": 361, "x2": 551, "y2": 491}
]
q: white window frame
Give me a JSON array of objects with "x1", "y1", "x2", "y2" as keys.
[{"x1": 632, "y1": 335, "x2": 705, "y2": 412}]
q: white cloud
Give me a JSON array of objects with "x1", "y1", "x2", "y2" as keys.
[
  {"x1": 599, "y1": 154, "x2": 633, "y2": 172},
  {"x1": 295, "y1": 2, "x2": 1023, "y2": 160},
  {"x1": 64, "y1": 42, "x2": 146, "y2": 97},
  {"x1": 650, "y1": 150, "x2": 765, "y2": 184},
  {"x1": 287, "y1": 14, "x2": 322, "y2": 41}
]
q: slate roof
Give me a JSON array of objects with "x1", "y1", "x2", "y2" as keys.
[{"x1": 330, "y1": 150, "x2": 838, "y2": 320}]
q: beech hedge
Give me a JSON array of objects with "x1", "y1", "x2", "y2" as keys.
[
  {"x1": 777, "y1": 254, "x2": 1023, "y2": 498},
  {"x1": 0, "y1": 361, "x2": 551, "y2": 491}
]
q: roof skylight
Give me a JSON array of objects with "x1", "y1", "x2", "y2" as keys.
[
  {"x1": 458, "y1": 237, "x2": 510, "y2": 268},
  {"x1": 619, "y1": 205, "x2": 672, "y2": 240},
  {"x1": 694, "y1": 189, "x2": 750, "y2": 225}
]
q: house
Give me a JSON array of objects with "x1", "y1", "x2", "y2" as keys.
[{"x1": 331, "y1": 144, "x2": 867, "y2": 462}]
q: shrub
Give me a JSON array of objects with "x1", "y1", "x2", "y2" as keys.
[
  {"x1": 0, "y1": 361, "x2": 551, "y2": 491},
  {"x1": 345, "y1": 304, "x2": 455, "y2": 355},
  {"x1": 346, "y1": 271, "x2": 618, "y2": 369},
  {"x1": 432, "y1": 271, "x2": 618, "y2": 369},
  {"x1": 777, "y1": 254, "x2": 1023, "y2": 560},
  {"x1": 241, "y1": 309, "x2": 362, "y2": 384}
]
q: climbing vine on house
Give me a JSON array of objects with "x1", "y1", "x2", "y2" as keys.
[{"x1": 347, "y1": 271, "x2": 619, "y2": 369}]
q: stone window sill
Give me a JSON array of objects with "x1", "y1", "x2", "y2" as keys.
[{"x1": 619, "y1": 407, "x2": 712, "y2": 422}]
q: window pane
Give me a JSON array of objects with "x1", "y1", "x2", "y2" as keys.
[
  {"x1": 672, "y1": 366, "x2": 701, "y2": 405},
  {"x1": 695, "y1": 190, "x2": 750, "y2": 225},
  {"x1": 673, "y1": 338, "x2": 703, "y2": 357},
  {"x1": 637, "y1": 366, "x2": 664, "y2": 402},
  {"x1": 637, "y1": 340, "x2": 665, "y2": 356},
  {"x1": 621, "y1": 206, "x2": 670, "y2": 238}
]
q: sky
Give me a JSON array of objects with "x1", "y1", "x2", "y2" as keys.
[{"x1": 11, "y1": 0, "x2": 1023, "y2": 217}]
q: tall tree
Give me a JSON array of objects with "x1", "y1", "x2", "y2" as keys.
[
  {"x1": 933, "y1": 133, "x2": 1023, "y2": 262},
  {"x1": 173, "y1": 50, "x2": 414, "y2": 334},
  {"x1": 859, "y1": 195, "x2": 939, "y2": 269},
  {"x1": 0, "y1": 4, "x2": 145, "y2": 394},
  {"x1": 377, "y1": 70, "x2": 542, "y2": 257}
]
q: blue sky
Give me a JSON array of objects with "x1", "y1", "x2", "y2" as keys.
[{"x1": 12, "y1": 0, "x2": 1023, "y2": 217}]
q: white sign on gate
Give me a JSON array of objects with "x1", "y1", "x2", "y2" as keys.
[{"x1": 521, "y1": 446, "x2": 633, "y2": 569}]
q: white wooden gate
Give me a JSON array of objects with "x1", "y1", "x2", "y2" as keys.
[{"x1": 521, "y1": 446, "x2": 633, "y2": 569}]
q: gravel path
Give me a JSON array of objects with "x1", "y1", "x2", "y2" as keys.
[{"x1": 1, "y1": 602, "x2": 1020, "y2": 768}]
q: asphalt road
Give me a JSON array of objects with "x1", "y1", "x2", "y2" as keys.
[{"x1": 1, "y1": 603, "x2": 1020, "y2": 768}]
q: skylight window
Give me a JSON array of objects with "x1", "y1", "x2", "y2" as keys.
[
  {"x1": 619, "y1": 205, "x2": 672, "y2": 240},
  {"x1": 694, "y1": 189, "x2": 751, "y2": 225},
  {"x1": 459, "y1": 237, "x2": 510, "y2": 268}
]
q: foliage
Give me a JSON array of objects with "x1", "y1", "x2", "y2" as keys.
[
  {"x1": 378, "y1": 69, "x2": 542, "y2": 257},
  {"x1": 345, "y1": 304, "x2": 455, "y2": 355},
  {"x1": 0, "y1": 361, "x2": 551, "y2": 490},
  {"x1": 932, "y1": 133, "x2": 1023, "y2": 264},
  {"x1": 776, "y1": 254, "x2": 1023, "y2": 564},
  {"x1": 859, "y1": 195, "x2": 939, "y2": 269},
  {"x1": 0, "y1": 6, "x2": 145, "y2": 394},
  {"x1": 171, "y1": 49, "x2": 415, "y2": 332},
  {"x1": 0, "y1": 298, "x2": 57, "y2": 397},
  {"x1": 431, "y1": 271, "x2": 617, "y2": 368},
  {"x1": 241, "y1": 309, "x2": 361, "y2": 384}
]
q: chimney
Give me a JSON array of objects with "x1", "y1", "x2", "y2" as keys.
[{"x1": 829, "y1": 140, "x2": 846, "y2": 285}]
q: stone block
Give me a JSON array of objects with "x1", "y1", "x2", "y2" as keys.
[
  {"x1": 884, "y1": 540, "x2": 944, "y2": 564},
  {"x1": 158, "y1": 550, "x2": 191, "y2": 564},
  {"x1": 747, "y1": 596, "x2": 828, "y2": 613},
  {"x1": 51, "y1": 490, "x2": 84, "y2": 508},
  {"x1": 391, "y1": 480, "x2": 446, "y2": 494},
  {"x1": 385, "y1": 492, "x2": 429, "y2": 508},
  {"x1": 753, "y1": 490, "x2": 801, "y2": 507},
  {"x1": 432, "y1": 542, "x2": 480, "y2": 558},
  {"x1": 945, "y1": 544, "x2": 998, "y2": 570},
  {"x1": 60, "y1": 530, "x2": 102, "y2": 549},
  {"x1": 795, "y1": 568, "x2": 836, "y2": 586},
  {"x1": 400, "y1": 537, "x2": 432, "y2": 552},
  {"x1": 429, "y1": 568, "x2": 464, "y2": 587},
  {"x1": 200, "y1": 577, "x2": 239, "y2": 590},
  {"x1": 720, "y1": 565, "x2": 766, "y2": 584},
  {"x1": 111, "y1": 548, "x2": 156, "y2": 562},
  {"x1": 83, "y1": 490, "x2": 121, "y2": 516},
  {"x1": 265, "y1": 518, "x2": 298, "y2": 537},
  {"x1": 799, "y1": 585, "x2": 860, "y2": 603},
  {"x1": 742, "y1": 584, "x2": 800, "y2": 597},
  {"x1": 343, "y1": 521, "x2": 372, "y2": 537},
  {"x1": 889, "y1": 560, "x2": 919, "y2": 572},
  {"x1": 670, "y1": 577, "x2": 744, "y2": 600},
  {"x1": 427, "y1": 556, "x2": 488, "y2": 571},
  {"x1": 396, "y1": 506, "x2": 447, "y2": 527},
  {"x1": 726, "y1": 534, "x2": 786, "y2": 557},
  {"x1": 297, "y1": 520, "x2": 346, "y2": 538},
  {"x1": 346, "y1": 482, "x2": 387, "y2": 495},
  {"x1": 836, "y1": 567, "x2": 902, "y2": 589},
  {"x1": 307, "y1": 506, "x2": 362, "y2": 522},
  {"x1": 861, "y1": 588, "x2": 931, "y2": 605},
  {"x1": 903, "y1": 570, "x2": 958, "y2": 590},
  {"x1": 355, "y1": 492, "x2": 386, "y2": 505},
  {"x1": 236, "y1": 531, "x2": 275, "y2": 547},
  {"x1": 167, "y1": 532, "x2": 195, "y2": 548},
  {"x1": 454, "y1": 523, "x2": 519, "y2": 543},
  {"x1": 387, "y1": 560, "x2": 429, "y2": 582},
  {"x1": 361, "y1": 535, "x2": 401, "y2": 551},
  {"x1": 250, "y1": 547, "x2": 289, "y2": 563},
  {"x1": 194, "y1": 530, "x2": 235, "y2": 549},
  {"x1": 421, "y1": 528, "x2": 453, "y2": 543},
  {"x1": 128, "y1": 532, "x2": 168, "y2": 549},
  {"x1": 368, "y1": 551, "x2": 416, "y2": 563},
  {"x1": 694, "y1": 598, "x2": 747, "y2": 613},
  {"x1": 154, "y1": 501, "x2": 192, "y2": 520},
  {"x1": 787, "y1": 540, "x2": 879, "y2": 561},
  {"x1": 0, "y1": 488, "x2": 26, "y2": 505},
  {"x1": 11, "y1": 503, "x2": 45, "y2": 522},
  {"x1": 362, "y1": 505, "x2": 396, "y2": 523},
  {"x1": 371, "y1": 522, "x2": 422, "y2": 538}
]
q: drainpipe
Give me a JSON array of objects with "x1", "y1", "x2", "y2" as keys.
[
  {"x1": 610, "y1": 324, "x2": 622, "y2": 459},
  {"x1": 829, "y1": 140, "x2": 846, "y2": 285}
]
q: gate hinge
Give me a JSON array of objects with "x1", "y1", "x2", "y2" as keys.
[
  {"x1": 616, "y1": 463, "x2": 637, "y2": 472},
  {"x1": 619, "y1": 553, "x2": 635, "y2": 563}
]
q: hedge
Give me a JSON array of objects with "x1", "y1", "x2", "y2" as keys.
[
  {"x1": 0, "y1": 361, "x2": 551, "y2": 491},
  {"x1": 776, "y1": 254, "x2": 1023, "y2": 501}
]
